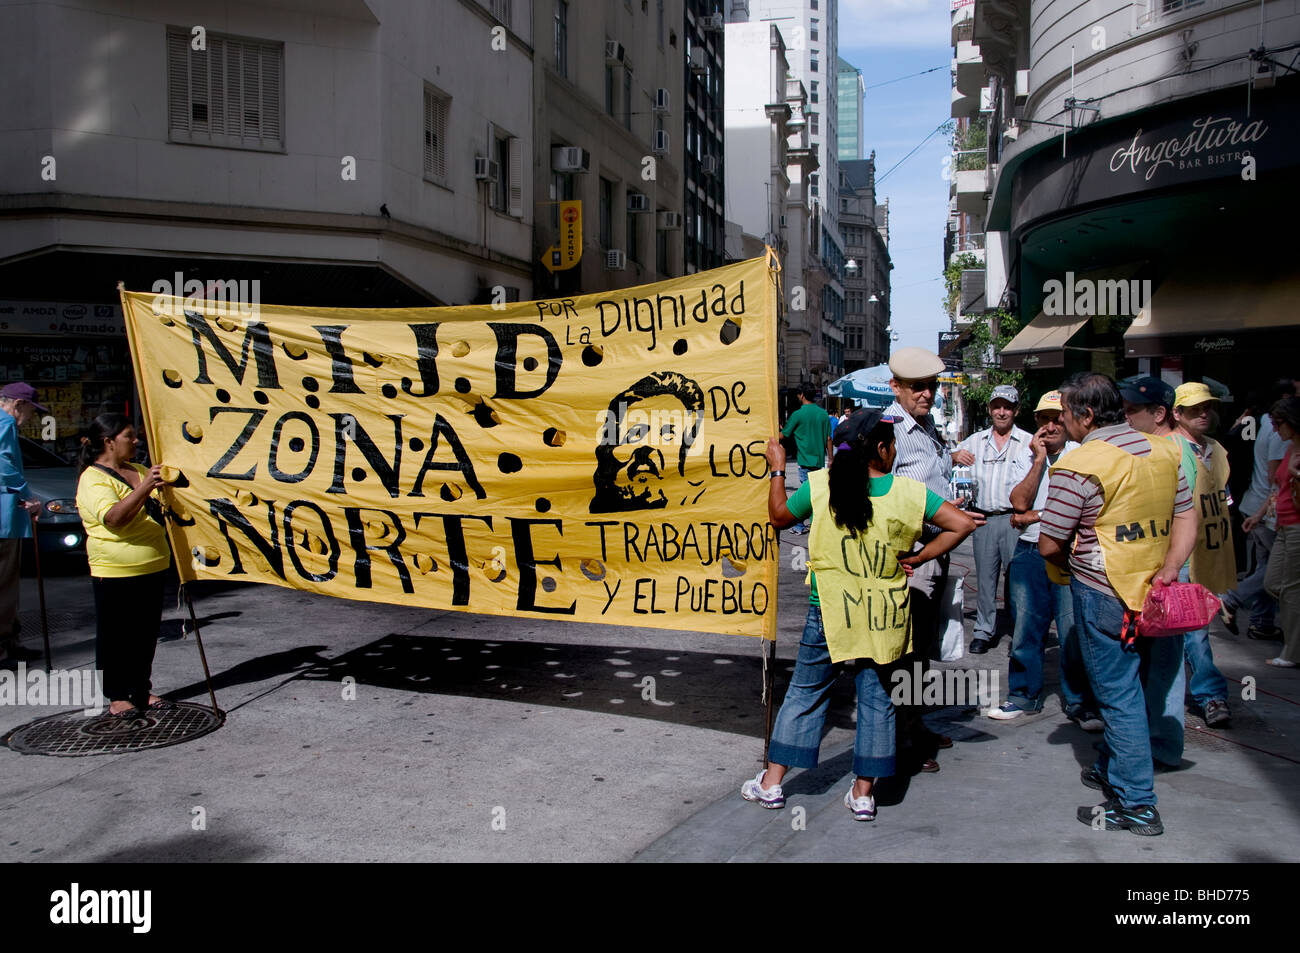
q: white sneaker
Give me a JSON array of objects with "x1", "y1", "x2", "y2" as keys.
[
  {"x1": 987, "y1": 701, "x2": 1027, "y2": 720},
  {"x1": 740, "y1": 769, "x2": 785, "y2": 809},
  {"x1": 1266, "y1": 657, "x2": 1298, "y2": 668},
  {"x1": 844, "y1": 784, "x2": 876, "y2": 821}
]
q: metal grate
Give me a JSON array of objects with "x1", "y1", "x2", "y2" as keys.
[{"x1": 4, "y1": 703, "x2": 224, "y2": 757}]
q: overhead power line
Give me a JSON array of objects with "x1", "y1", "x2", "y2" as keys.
[
  {"x1": 863, "y1": 64, "x2": 947, "y2": 91},
  {"x1": 876, "y1": 120, "x2": 950, "y2": 184}
]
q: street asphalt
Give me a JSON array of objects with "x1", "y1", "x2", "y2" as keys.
[{"x1": 2, "y1": 525, "x2": 1297, "y2": 863}]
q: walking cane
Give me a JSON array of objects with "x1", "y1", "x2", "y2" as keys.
[
  {"x1": 28, "y1": 512, "x2": 52, "y2": 670},
  {"x1": 180, "y1": 583, "x2": 221, "y2": 715},
  {"x1": 762, "y1": 636, "x2": 777, "y2": 765}
]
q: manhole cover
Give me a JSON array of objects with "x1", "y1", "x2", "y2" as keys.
[{"x1": 3, "y1": 703, "x2": 224, "y2": 756}]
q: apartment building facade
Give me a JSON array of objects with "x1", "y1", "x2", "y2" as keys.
[
  {"x1": 532, "y1": 0, "x2": 689, "y2": 296},
  {"x1": 0, "y1": 0, "x2": 536, "y2": 451}
]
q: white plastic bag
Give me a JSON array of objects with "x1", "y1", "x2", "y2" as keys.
[{"x1": 939, "y1": 572, "x2": 966, "y2": 662}]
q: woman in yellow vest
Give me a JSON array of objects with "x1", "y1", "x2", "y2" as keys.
[
  {"x1": 741, "y1": 408, "x2": 975, "y2": 821},
  {"x1": 76, "y1": 413, "x2": 174, "y2": 720}
]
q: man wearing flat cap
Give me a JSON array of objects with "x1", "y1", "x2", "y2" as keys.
[
  {"x1": 885, "y1": 347, "x2": 980, "y2": 771},
  {"x1": 953, "y1": 384, "x2": 1034, "y2": 655},
  {"x1": 0, "y1": 382, "x2": 46, "y2": 663}
]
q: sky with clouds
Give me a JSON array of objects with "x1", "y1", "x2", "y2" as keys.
[{"x1": 840, "y1": 0, "x2": 955, "y2": 354}]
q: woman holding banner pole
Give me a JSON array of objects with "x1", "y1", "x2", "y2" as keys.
[
  {"x1": 742, "y1": 409, "x2": 975, "y2": 820},
  {"x1": 76, "y1": 413, "x2": 174, "y2": 719}
]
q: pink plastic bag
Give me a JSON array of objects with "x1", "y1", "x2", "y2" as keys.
[{"x1": 1139, "y1": 581, "x2": 1222, "y2": 637}]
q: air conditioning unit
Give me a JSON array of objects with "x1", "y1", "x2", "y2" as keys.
[
  {"x1": 605, "y1": 40, "x2": 625, "y2": 63},
  {"x1": 699, "y1": 13, "x2": 723, "y2": 31},
  {"x1": 606, "y1": 249, "x2": 626, "y2": 270},
  {"x1": 474, "y1": 156, "x2": 500, "y2": 181},
  {"x1": 551, "y1": 146, "x2": 590, "y2": 172},
  {"x1": 701, "y1": 155, "x2": 718, "y2": 176},
  {"x1": 690, "y1": 47, "x2": 707, "y2": 74},
  {"x1": 653, "y1": 88, "x2": 671, "y2": 113},
  {"x1": 657, "y1": 211, "x2": 682, "y2": 230},
  {"x1": 653, "y1": 129, "x2": 670, "y2": 154},
  {"x1": 1015, "y1": 69, "x2": 1030, "y2": 103},
  {"x1": 627, "y1": 192, "x2": 650, "y2": 212}
]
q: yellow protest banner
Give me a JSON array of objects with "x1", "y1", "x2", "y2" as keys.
[{"x1": 120, "y1": 255, "x2": 780, "y2": 639}]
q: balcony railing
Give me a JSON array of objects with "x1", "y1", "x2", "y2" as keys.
[{"x1": 953, "y1": 148, "x2": 987, "y2": 172}]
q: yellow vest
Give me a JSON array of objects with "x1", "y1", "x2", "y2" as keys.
[
  {"x1": 1051, "y1": 434, "x2": 1180, "y2": 611},
  {"x1": 1171, "y1": 435, "x2": 1237, "y2": 594},
  {"x1": 807, "y1": 469, "x2": 927, "y2": 664}
]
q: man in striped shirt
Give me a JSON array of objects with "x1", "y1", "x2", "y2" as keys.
[
  {"x1": 953, "y1": 385, "x2": 1034, "y2": 654},
  {"x1": 1038, "y1": 373, "x2": 1197, "y2": 836}
]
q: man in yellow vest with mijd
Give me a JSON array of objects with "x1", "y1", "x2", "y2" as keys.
[
  {"x1": 1038, "y1": 373, "x2": 1197, "y2": 836},
  {"x1": 1170, "y1": 381, "x2": 1236, "y2": 729}
]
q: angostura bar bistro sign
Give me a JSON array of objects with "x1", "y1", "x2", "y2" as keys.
[
  {"x1": 1010, "y1": 86, "x2": 1297, "y2": 229},
  {"x1": 1108, "y1": 115, "x2": 1268, "y2": 182}
]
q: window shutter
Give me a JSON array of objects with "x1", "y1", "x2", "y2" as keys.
[
  {"x1": 423, "y1": 88, "x2": 447, "y2": 181},
  {"x1": 166, "y1": 28, "x2": 281, "y2": 149},
  {"x1": 423, "y1": 89, "x2": 435, "y2": 175},
  {"x1": 208, "y1": 36, "x2": 226, "y2": 135},
  {"x1": 241, "y1": 42, "x2": 261, "y2": 137},
  {"x1": 190, "y1": 40, "x2": 210, "y2": 131},
  {"x1": 507, "y1": 136, "x2": 523, "y2": 218},
  {"x1": 261, "y1": 42, "x2": 281, "y2": 141}
]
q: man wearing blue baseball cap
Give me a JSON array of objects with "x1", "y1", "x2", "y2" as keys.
[{"x1": 1120, "y1": 376, "x2": 1177, "y2": 439}]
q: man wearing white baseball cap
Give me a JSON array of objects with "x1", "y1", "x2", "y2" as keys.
[{"x1": 953, "y1": 384, "x2": 1034, "y2": 655}]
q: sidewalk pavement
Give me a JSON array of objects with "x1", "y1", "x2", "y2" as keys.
[
  {"x1": 635, "y1": 539, "x2": 1300, "y2": 861},
  {"x1": 2, "y1": 531, "x2": 1297, "y2": 863}
]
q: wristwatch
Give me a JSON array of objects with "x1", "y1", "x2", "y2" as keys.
[{"x1": 770, "y1": 470, "x2": 785, "y2": 479}]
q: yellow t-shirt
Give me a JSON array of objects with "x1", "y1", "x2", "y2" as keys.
[{"x1": 75, "y1": 463, "x2": 172, "y2": 578}]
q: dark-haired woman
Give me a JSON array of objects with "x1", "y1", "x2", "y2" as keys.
[
  {"x1": 741, "y1": 409, "x2": 976, "y2": 820},
  {"x1": 1261, "y1": 397, "x2": 1300, "y2": 668},
  {"x1": 75, "y1": 414, "x2": 172, "y2": 718}
]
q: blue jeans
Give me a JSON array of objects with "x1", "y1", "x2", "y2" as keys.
[
  {"x1": 1221, "y1": 523, "x2": 1277, "y2": 630},
  {"x1": 1179, "y1": 565, "x2": 1228, "y2": 706},
  {"x1": 794, "y1": 465, "x2": 821, "y2": 532},
  {"x1": 1006, "y1": 541, "x2": 1094, "y2": 712},
  {"x1": 1143, "y1": 631, "x2": 1185, "y2": 767},
  {"x1": 1072, "y1": 580, "x2": 1157, "y2": 808},
  {"x1": 768, "y1": 604, "x2": 897, "y2": 779},
  {"x1": 972, "y1": 514, "x2": 1019, "y2": 641}
]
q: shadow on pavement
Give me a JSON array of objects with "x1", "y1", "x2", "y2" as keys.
[
  {"x1": 86, "y1": 831, "x2": 269, "y2": 863},
  {"x1": 295, "y1": 632, "x2": 802, "y2": 737},
  {"x1": 168, "y1": 645, "x2": 330, "y2": 702}
]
